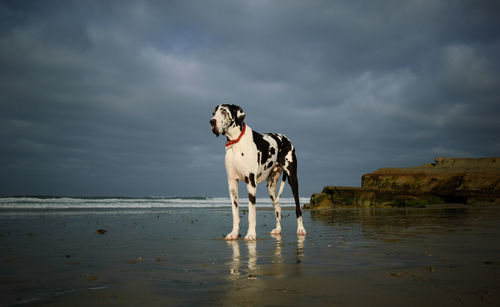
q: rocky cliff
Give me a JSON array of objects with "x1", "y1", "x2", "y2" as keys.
[{"x1": 307, "y1": 157, "x2": 500, "y2": 208}]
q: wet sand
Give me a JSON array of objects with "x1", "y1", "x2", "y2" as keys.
[{"x1": 1, "y1": 206, "x2": 499, "y2": 306}]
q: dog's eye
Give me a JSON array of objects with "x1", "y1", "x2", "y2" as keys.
[{"x1": 221, "y1": 109, "x2": 226, "y2": 114}]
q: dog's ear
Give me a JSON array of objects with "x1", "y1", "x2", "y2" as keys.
[
  {"x1": 235, "y1": 105, "x2": 246, "y2": 123},
  {"x1": 230, "y1": 105, "x2": 246, "y2": 125}
]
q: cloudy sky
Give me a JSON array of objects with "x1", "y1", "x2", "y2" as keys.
[{"x1": 1, "y1": 0, "x2": 499, "y2": 197}]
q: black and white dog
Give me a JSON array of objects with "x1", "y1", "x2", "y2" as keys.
[{"x1": 210, "y1": 104, "x2": 306, "y2": 240}]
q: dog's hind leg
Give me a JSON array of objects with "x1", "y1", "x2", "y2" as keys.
[
  {"x1": 284, "y1": 149, "x2": 306, "y2": 236},
  {"x1": 276, "y1": 172, "x2": 287, "y2": 201},
  {"x1": 267, "y1": 166, "x2": 283, "y2": 235}
]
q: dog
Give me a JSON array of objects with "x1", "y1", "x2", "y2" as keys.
[{"x1": 210, "y1": 104, "x2": 306, "y2": 240}]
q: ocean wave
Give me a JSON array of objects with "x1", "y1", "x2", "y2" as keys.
[{"x1": 0, "y1": 196, "x2": 309, "y2": 210}]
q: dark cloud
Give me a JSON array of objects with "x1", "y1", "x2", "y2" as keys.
[{"x1": 1, "y1": 0, "x2": 499, "y2": 197}]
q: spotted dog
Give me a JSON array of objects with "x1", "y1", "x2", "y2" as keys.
[{"x1": 210, "y1": 104, "x2": 307, "y2": 240}]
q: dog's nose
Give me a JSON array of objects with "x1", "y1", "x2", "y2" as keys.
[{"x1": 210, "y1": 119, "x2": 216, "y2": 126}]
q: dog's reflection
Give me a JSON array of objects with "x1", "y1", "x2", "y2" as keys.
[
  {"x1": 226, "y1": 235, "x2": 305, "y2": 279},
  {"x1": 247, "y1": 240, "x2": 257, "y2": 272},
  {"x1": 226, "y1": 240, "x2": 258, "y2": 279},
  {"x1": 271, "y1": 234, "x2": 283, "y2": 263},
  {"x1": 297, "y1": 234, "x2": 305, "y2": 263},
  {"x1": 227, "y1": 240, "x2": 241, "y2": 278}
]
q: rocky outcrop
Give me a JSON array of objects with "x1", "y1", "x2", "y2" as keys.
[{"x1": 307, "y1": 157, "x2": 500, "y2": 208}]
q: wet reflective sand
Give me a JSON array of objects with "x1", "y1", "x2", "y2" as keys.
[{"x1": 1, "y1": 206, "x2": 499, "y2": 306}]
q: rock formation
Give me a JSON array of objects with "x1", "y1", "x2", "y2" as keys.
[{"x1": 307, "y1": 157, "x2": 500, "y2": 208}]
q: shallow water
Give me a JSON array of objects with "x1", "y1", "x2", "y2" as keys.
[{"x1": 0, "y1": 207, "x2": 499, "y2": 306}]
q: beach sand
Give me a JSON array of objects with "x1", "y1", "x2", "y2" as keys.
[{"x1": 1, "y1": 206, "x2": 500, "y2": 306}]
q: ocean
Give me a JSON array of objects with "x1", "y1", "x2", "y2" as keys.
[{"x1": 0, "y1": 196, "x2": 310, "y2": 211}]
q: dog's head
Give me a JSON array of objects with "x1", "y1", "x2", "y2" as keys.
[{"x1": 210, "y1": 104, "x2": 246, "y2": 136}]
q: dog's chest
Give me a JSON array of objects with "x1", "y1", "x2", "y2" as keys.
[
  {"x1": 225, "y1": 141, "x2": 257, "y2": 174},
  {"x1": 225, "y1": 140, "x2": 278, "y2": 183}
]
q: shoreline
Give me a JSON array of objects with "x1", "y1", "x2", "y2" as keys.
[
  {"x1": 1, "y1": 206, "x2": 499, "y2": 306},
  {"x1": 304, "y1": 202, "x2": 500, "y2": 210}
]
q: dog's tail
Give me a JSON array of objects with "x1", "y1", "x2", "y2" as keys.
[{"x1": 285, "y1": 149, "x2": 302, "y2": 219}]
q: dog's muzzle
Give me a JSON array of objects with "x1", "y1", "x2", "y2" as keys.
[{"x1": 210, "y1": 119, "x2": 219, "y2": 136}]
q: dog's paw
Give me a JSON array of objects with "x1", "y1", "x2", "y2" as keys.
[
  {"x1": 225, "y1": 232, "x2": 240, "y2": 240},
  {"x1": 270, "y1": 227, "x2": 281, "y2": 235},
  {"x1": 297, "y1": 227, "x2": 307, "y2": 236},
  {"x1": 244, "y1": 232, "x2": 257, "y2": 241}
]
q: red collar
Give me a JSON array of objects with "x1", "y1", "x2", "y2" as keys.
[{"x1": 226, "y1": 124, "x2": 246, "y2": 147}]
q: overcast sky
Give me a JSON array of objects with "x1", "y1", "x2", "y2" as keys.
[{"x1": 1, "y1": 0, "x2": 499, "y2": 197}]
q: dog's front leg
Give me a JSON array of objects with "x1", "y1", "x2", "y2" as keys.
[
  {"x1": 225, "y1": 179, "x2": 240, "y2": 240},
  {"x1": 245, "y1": 182, "x2": 257, "y2": 240}
]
